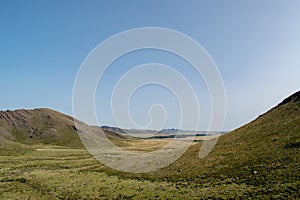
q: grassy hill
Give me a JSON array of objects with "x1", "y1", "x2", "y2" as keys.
[
  {"x1": 0, "y1": 108, "x2": 129, "y2": 155},
  {"x1": 98, "y1": 90, "x2": 300, "y2": 197},
  {"x1": 0, "y1": 108, "x2": 82, "y2": 150}
]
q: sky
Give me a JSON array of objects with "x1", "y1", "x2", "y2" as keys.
[{"x1": 0, "y1": 0, "x2": 299, "y2": 131}]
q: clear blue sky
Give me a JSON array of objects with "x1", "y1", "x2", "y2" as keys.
[{"x1": 0, "y1": 0, "x2": 299, "y2": 131}]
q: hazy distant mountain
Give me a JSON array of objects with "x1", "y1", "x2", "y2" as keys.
[
  {"x1": 101, "y1": 126, "x2": 125, "y2": 134},
  {"x1": 101, "y1": 127, "x2": 226, "y2": 136},
  {"x1": 101, "y1": 126, "x2": 158, "y2": 135},
  {"x1": 158, "y1": 128, "x2": 226, "y2": 135}
]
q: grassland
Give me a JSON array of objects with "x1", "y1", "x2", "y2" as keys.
[
  {"x1": 0, "y1": 144, "x2": 243, "y2": 200},
  {"x1": 0, "y1": 139, "x2": 299, "y2": 199},
  {"x1": 0, "y1": 91, "x2": 299, "y2": 199}
]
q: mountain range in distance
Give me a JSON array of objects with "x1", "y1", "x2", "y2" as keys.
[{"x1": 100, "y1": 126, "x2": 227, "y2": 139}]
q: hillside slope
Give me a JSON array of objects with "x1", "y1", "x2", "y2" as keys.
[
  {"x1": 0, "y1": 108, "x2": 82, "y2": 148},
  {"x1": 200, "y1": 90, "x2": 300, "y2": 183},
  {"x1": 131, "y1": 90, "x2": 299, "y2": 197},
  {"x1": 0, "y1": 108, "x2": 129, "y2": 152}
]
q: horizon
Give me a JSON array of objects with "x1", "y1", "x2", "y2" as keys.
[
  {"x1": 0, "y1": 87, "x2": 298, "y2": 132},
  {"x1": 1, "y1": 1, "x2": 300, "y2": 131}
]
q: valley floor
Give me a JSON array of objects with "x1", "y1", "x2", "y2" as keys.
[{"x1": 0, "y1": 144, "x2": 298, "y2": 199}]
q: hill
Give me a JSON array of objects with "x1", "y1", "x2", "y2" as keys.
[
  {"x1": 128, "y1": 90, "x2": 299, "y2": 197},
  {"x1": 206, "y1": 89, "x2": 300, "y2": 177},
  {"x1": 0, "y1": 108, "x2": 128, "y2": 155},
  {"x1": 0, "y1": 108, "x2": 81, "y2": 147}
]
